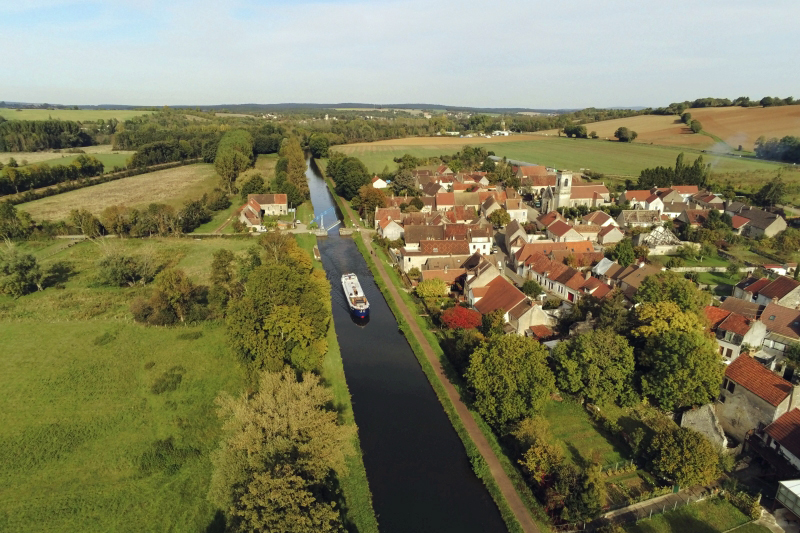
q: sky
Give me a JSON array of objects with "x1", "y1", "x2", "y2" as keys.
[{"x1": 1, "y1": 0, "x2": 799, "y2": 109}]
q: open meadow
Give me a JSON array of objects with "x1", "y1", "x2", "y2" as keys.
[
  {"x1": 17, "y1": 163, "x2": 219, "y2": 220},
  {"x1": 0, "y1": 108, "x2": 153, "y2": 122},
  {"x1": 333, "y1": 135, "x2": 784, "y2": 181},
  {"x1": 0, "y1": 145, "x2": 136, "y2": 167},
  {"x1": 0, "y1": 235, "x2": 377, "y2": 533}
]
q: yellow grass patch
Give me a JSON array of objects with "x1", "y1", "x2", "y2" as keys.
[
  {"x1": 18, "y1": 163, "x2": 218, "y2": 221},
  {"x1": 0, "y1": 145, "x2": 135, "y2": 166}
]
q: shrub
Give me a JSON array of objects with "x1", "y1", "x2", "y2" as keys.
[{"x1": 441, "y1": 306, "x2": 482, "y2": 329}]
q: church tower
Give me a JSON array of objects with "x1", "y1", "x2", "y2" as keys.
[{"x1": 555, "y1": 171, "x2": 572, "y2": 210}]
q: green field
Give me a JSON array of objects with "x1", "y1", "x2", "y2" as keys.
[
  {"x1": 624, "y1": 497, "x2": 767, "y2": 533},
  {"x1": 0, "y1": 235, "x2": 378, "y2": 532},
  {"x1": 334, "y1": 137, "x2": 785, "y2": 180},
  {"x1": 19, "y1": 152, "x2": 132, "y2": 172},
  {"x1": 0, "y1": 108, "x2": 153, "y2": 122}
]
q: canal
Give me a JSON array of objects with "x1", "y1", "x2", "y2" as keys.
[{"x1": 306, "y1": 158, "x2": 507, "y2": 533}]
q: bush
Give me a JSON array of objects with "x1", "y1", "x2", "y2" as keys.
[{"x1": 722, "y1": 490, "x2": 761, "y2": 520}]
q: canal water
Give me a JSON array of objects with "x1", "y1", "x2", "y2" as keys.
[{"x1": 306, "y1": 159, "x2": 506, "y2": 533}]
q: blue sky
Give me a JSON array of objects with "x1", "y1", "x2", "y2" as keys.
[{"x1": 1, "y1": 0, "x2": 798, "y2": 109}]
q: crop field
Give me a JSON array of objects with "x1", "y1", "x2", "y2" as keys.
[
  {"x1": 0, "y1": 108, "x2": 153, "y2": 122},
  {"x1": 334, "y1": 135, "x2": 783, "y2": 179},
  {"x1": 538, "y1": 106, "x2": 800, "y2": 152},
  {"x1": 0, "y1": 145, "x2": 136, "y2": 167},
  {"x1": 17, "y1": 163, "x2": 219, "y2": 221}
]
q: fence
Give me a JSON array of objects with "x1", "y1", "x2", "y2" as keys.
[{"x1": 550, "y1": 485, "x2": 720, "y2": 532}]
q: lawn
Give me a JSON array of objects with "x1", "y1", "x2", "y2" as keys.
[
  {"x1": 0, "y1": 107, "x2": 153, "y2": 122},
  {"x1": 542, "y1": 400, "x2": 629, "y2": 467},
  {"x1": 333, "y1": 136, "x2": 784, "y2": 180},
  {"x1": 192, "y1": 201, "x2": 242, "y2": 233},
  {"x1": 17, "y1": 163, "x2": 219, "y2": 221},
  {"x1": 624, "y1": 497, "x2": 767, "y2": 533},
  {"x1": 650, "y1": 255, "x2": 732, "y2": 268}
]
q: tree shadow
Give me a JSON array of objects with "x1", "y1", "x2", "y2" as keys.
[{"x1": 204, "y1": 510, "x2": 226, "y2": 533}]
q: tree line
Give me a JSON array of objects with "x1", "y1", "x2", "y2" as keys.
[
  {"x1": 0, "y1": 119, "x2": 94, "y2": 152},
  {"x1": 754, "y1": 136, "x2": 800, "y2": 164},
  {"x1": 0, "y1": 154, "x2": 105, "y2": 195}
]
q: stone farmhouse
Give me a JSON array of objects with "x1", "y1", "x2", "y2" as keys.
[{"x1": 239, "y1": 193, "x2": 288, "y2": 230}]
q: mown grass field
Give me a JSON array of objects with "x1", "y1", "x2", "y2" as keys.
[
  {"x1": 18, "y1": 152, "x2": 131, "y2": 171},
  {"x1": 333, "y1": 136, "x2": 783, "y2": 180},
  {"x1": 624, "y1": 497, "x2": 767, "y2": 533},
  {"x1": 542, "y1": 400, "x2": 628, "y2": 466},
  {"x1": 0, "y1": 235, "x2": 378, "y2": 532},
  {"x1": 1, "y1": 144, "x2": 136, "y2": 167},
  {"x1": 17, "y1": 163, "x2": 219, "y2": 220},
  {"x1": 0, "y1": 108, "x2": 153, "y2": 122}
]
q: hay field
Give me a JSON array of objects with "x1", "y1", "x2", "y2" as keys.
[
  {"x1": 1, "y1": 145, "x2": 135, "y2": 166},
  {"x1": 17, "y1": 163, "x2": 218, "y2": 220},
  {"x1": 538, "y1": 115, "x2": 714, "y2": 149},
  {"x1": 689, "y1": 106, "x2": 800, "y2": 150},
  {"x1": 0, "y1": 108, "x2": 153, "y2": 122},
  {"x1": 334, "y1": 135, "x2": 782, "y2": 178},
  {"x1": 537, "y1": 106, "x2": 800, "y2": 151}
]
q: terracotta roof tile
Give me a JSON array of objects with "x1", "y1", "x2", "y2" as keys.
[
  {"x1": 759, "y1": 276, "x2": 800, "y2": 301},
  {"x1": 731, "y1": 215, "x2": 749, "y2": 229},
  {"x1": 719, "y1": 313, "x2": 753, "y2": 336},
  {"x1": 764, "y1": 408, "x2": 800, "y2": 459},
  {"x1": 583, "y1": 211, "x2": 613, "y2": 225},
  {"x1": 530, "y1": 325, "x2": 555, "y2": 339},
  {"x1": 473, "y1": 276, "x2": 526, "y2": 315},
  {"x1": 420, "y1": 240, "x2": 471, "y2": 255},
  {"x1": 547, "y1": 220, "x2": 576, "y2": 237},
  {"x1": 726, "y1": 355, "x2": 792, "y2": 407},
  {"x1": 704, "y1": 306, "x2": 732, "y2": 329}
]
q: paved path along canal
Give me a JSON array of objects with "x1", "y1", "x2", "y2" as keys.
[{"x1": 305, "y1": 158, "x2": 508, "y2": 533}]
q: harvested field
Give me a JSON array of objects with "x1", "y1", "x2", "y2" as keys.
[
  {"x1": 0, "y1": 108, "x2": 153, "y2": 122},
  {"x1": 538, "y1": 115, "x2": 715, "y2": 149},
  {"x1": 537, "y1": 106, "x2": 800, "y2": 151},
  {"x1": 0, "y1": 145, "x2": 135, "y2": 166},
  {"x1": 17, "y1": 163, "x2": 218, "y2": 220}
]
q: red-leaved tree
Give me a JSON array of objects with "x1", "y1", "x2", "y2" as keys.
[{"x1": 441, "y1": 306, "x2": 482, "y2": 330}]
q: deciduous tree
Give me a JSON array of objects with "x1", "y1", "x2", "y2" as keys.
[
  {"x1": 465, "y1": 335, "x2": 555, "y2": 429},
  {"x1": 649, "y1": 427, "x2": 718, "y2": 487},
  {"x1": 441, "y1": 305, "x2": 482, "y2": 329},
  {"x1": 635, "y1": 270, "x2": 711, "y2": 314}
]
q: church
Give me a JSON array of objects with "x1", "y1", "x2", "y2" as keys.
[{"x1": 540, "y1": 171, "x2": 612, "y2": 213}]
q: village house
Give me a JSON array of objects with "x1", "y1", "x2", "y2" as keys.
[
  {"x1": 690, "y1": 192, "x2": 724, "y2": 210},
  {"x1": 758, "y1": 303, "x2": 800, "y2": 366},
  {"x1": 734, "y1": 276, "x2": 800, "y2": 308},
  {"x1": 619, "y1": 190, "x2": 651, "y2": 209},
  {"x1": 582, "y1": 210, "x2": 617, "y2": 227},
  {"x1": 377, "y1": 218, "x2": 403, "y2": 241},
  {"x1": 592, "y1": 260, "x2": 661, "y2": 299},
  {"x1": 676, "y1": 209, "x2": 710, "y2": 228},
  {"x1": 761, "y1": 409, "x2": 800, "y2": 470},
  {"x1": 239, "y1": 193, "x2": 289, "y2": 230},
  {"x1": 467, "y1": 272, "x2": 550, "y2": 335},
  {"x1": 643, "y1": 193, "x2": 663, "y2": 213},
  {"x1": 513, "y1": 240, "x2": 596, "y2": 274},
  {"x1": 535, "y1": 210, "x2": 567, "y2": 231},
  {"x1": 546, "y1": 220, "x2": 585, "y2": 242},
  {"x1": 733, "y1": 206, "x2": 788, "y2": 238},
  {"x1": 660, "y1": 201, "x2": 690, "y2": 219},
  {"x1": 598, "y1": 225, "x2": 625, "y2": 245},
  {"x1": 504, "y1": 220, "x2": 528, "y2": 252},
  {"x1": 616, "y1": 210, "x2": 661, "y2": 228},
  {"x1": 705, "y1": 306, "x2": 767, "y2": 362},
  {"x1": 716, "y1": 355, "x2": 798, "y2": 442},
  {"x1": 371, "y1": 176, "x2": 388, "y2": 189}
]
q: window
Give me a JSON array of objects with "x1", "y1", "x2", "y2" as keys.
[
  {"x1": 727, "y1": 381, "x2": 736, "y2": 393},
  {"x1": 719, "y1": 394, "x2": 726, "y2": 403},
  {"x1": 726, "y1": 348, "x2": 734, "y2": 359},
  {"x1": 722, "y1": 378, "x2": 729, "y2": 389}
]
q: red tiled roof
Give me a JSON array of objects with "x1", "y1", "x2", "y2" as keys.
[
  {"x1": 624, "y1": 190, "x2": 651, "y2": 202},
  {"x1": 473, "y1": 276, "x2": 526, "y2": 315},
  {"x1": 759, "y1": 276, "x2": 800, "y2": 301},
  {"x1": 547, "y1": 220, "x2": 577, "y2": 237},
  {"x1": 583, "y1": 211, "x2": 612, "y2": 225},
  {"x1": 645, "y1": 193, "x2": 660, "y2": 203},
  {"x1": 704, "y1": 306, "x2": 731, "y2": 329},
  {"x1": 518, "y1": 166, "x2": 549, "y2": 177},
  {"x1": 516, "y1": 241, "x2": 594, "y2": 262},
  {"x1": 740, "y1": 277, "x2": 771, "y2": 295},
  {"x1": 522, "y1": 175, "x2": 557, "y2": 187},
  {"x1": 671, "y1": 185, "x2": 699, "y2": 194},
  {"x1": 731, "y1": 214, "x2": 749, "y2": 229},
  {"x1": 764, "y1": 409, "x2": 800, "y2": 459},
  {"x1": 420, "y1": 268, "x2": 466, "y2": 284},
  {"x1": 719, "y1": 312, "x2": 753, "y2": 336},
  {"x1": 598, "y1": 225, "x2": 622, "y2": 237},
  {"x1": 538, "y1": 211, "x2": 566, "y2": 227},
  {"x1": 726, "y1": 355, "x2": 792, "y2": 407},
  {"x1": 529, "y1": 325, "x2": 555, "y2": 339},
  {"x1": 249, "y1": 193, "x2": 288, "y2": 205},
  {"x1": 436, "y1": 192, "x2": 455, "y2": 206},
  {"x1": 681, "y1": 209, "x2": 710, "y2": 225},
  {"x1": 570, "y1": 185, "x2": 610, "y2": 200}
]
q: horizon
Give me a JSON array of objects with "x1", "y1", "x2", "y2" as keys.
[{"x1": 2, "y1": 0, "x2": 798, "y2": 108}]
